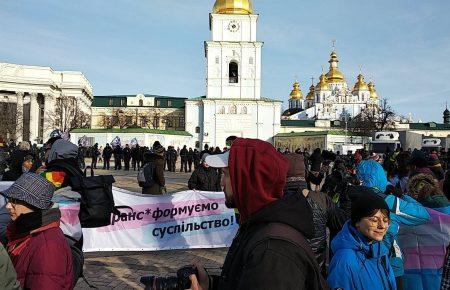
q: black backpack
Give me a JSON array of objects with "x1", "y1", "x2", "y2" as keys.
[
  {"x1": 67, "y1": 166, "x2": 120, "y2": 228},
  {"x1": 137, "y1": 162, "x2": 156, "y2": 188}
]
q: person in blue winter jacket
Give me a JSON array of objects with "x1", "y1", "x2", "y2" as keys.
[
  {"x1": 327, "y1": 194, "x2": 397, "y2": 290},
  {"x1": 356, "y1": 159, "x2": 430, "y2": 290}
]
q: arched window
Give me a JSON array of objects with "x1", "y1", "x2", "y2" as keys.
[
  {"x1": 241, "y1": 106, "x2": 247, "y2": 114},
  {"x1": 229, "y1": 61, "x2": 238, "y2": 83},
  {"x1": 139, "y1": 99, "x2": 143, "y2": 107},
  {"x1": 229, "y1": 105, "x2": 237, "y2": 114},
  {"x1": 219, "y1": 106, "x2": 225, "y2": 114}
]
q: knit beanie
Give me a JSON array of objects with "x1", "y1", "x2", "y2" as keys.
[{"x1": 351, "y1": 194, "x2": 390, "y2": 226}]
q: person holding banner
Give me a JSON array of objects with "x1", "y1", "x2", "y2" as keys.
[{"x1": 189, "y1": 138, "x2": 327, "y2": 290}]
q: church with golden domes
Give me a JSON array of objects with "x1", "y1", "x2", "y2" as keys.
[{"x1": 283, "y1": 50, "x2": 380, "y2": 121}]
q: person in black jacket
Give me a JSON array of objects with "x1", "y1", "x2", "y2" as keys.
[
  {"x1": 180, "y1": 145, "x2": 188, "y2": 172},
  {"x1": 193, "y1": 149, "x2": 200, "y2": 170},
  {"x1": 188, "y1": 154, "x2": 221, "y2": 192},
  {"x1": 113, "y1": 145, "x2": 122, "y2": 170},
  {"x1": 123, "y1": 144, "x2": 131, "y2": 171},
  {"x1": 131, "y1": 144, "x2": 141, "y2": 171},
  {"x1": 188, "y1": 138, "x2": 327, "y2": 290},
  {"x1": 102, "y1": 143, "x2": 113, "y2": 170},
  {"x1": 187, "y1": 148, "x2": 194, "y2": 172},
  {"x1": 91, "y1": 143, "x2": 99, "y2": 169},
  {"x1": 3, "y1": 141, "x2": 37, "y2": 181}
]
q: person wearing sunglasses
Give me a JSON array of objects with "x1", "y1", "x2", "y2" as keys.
[{"x1": 327, "y1": 194, "x2": 397, "y2": 290}]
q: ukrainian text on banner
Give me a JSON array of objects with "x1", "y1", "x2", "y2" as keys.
[{"x1": 82, "y1": 188, "x2": 239, "y2": 252}]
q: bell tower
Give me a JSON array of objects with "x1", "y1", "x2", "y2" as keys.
[{"x1": 206, "y1": 0, "x2": 262, "y2": 100}]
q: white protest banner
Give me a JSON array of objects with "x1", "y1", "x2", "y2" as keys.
[
  {"x1": 82, "y1": 188, "x2": 239, "y2": 252},
  {"x1": 0, "y1": 182, "x2": 239, "y2": 252}
]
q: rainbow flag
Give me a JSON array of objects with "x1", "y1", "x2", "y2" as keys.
[
  {"x1": 398, "y1": 208, "x2": 450, "y2": 290},
  {"x1": 40, "y1": 171, "x2": 66, "y2": 188}
]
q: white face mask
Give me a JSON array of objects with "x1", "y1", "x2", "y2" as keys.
[{"x1": 22, "y1": 166, "x2": 30, "y2": 173}]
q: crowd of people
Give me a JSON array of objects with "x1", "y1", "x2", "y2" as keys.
[{"x1": 0, "y1": 136, "x2": 450, "y2": 289}]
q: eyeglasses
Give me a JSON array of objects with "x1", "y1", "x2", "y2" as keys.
[{"x1": 363, "y1": 217, "x2": 390, "y2": 227}]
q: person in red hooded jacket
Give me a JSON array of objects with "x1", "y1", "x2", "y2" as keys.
[
  {"x1": 2, "y1": 173, "x2": 73, "y2": 289},
  {"x1": 188, "y1": 138, "x2": 328, "y2": 290}
]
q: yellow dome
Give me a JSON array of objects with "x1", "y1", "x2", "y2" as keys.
[
  {"x1": 289, "y1": 82, "x2": 303, "y2": 100},
  {"x1": 306, "y1": 84, "x2": 315, "y2": 100},
  {"x1": 213, "y1": 0, "x2": 253, "y2": 14},
  {"x1": 352, "y1": 74, "x2": 369, "y2": 93},
  {"x1": 368, "y1": 82, "x2": 379, "y2": 99},
  {"x1": 315, "y1": 74, "x2": 330, "y2": 91},
  {"x1": 326, "y1": 51, "x2": 345, "y2": 83}
]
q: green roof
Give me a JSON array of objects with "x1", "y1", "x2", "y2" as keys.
[
  {"x1": 70, "y1": 128, "x2": 192, "y2": 136},
  {"x1": 281, "y1": 119, "x2": 316, "y2": 127},
  {"x1": 92, "y1": 94, "x2": 187, "y2": 109},
  {"x1": 409, "y1": 122, "x2": 450, "y2": 130}
]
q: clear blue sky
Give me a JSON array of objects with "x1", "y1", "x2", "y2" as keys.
[{"x1": 1, "y1": 0, "x2": 449, "y2": 122}]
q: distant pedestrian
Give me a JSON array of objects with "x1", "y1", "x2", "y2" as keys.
[
  {"x1": 180, "y1": 145, "x2": 188, "y2": 172},
  {"x1": 131, "y1": 144, "x2": 141, "y2": 171},
  {"x1": 193, "y1": 149, "x2": 200, "y2": 170},
  {"x1": 102, "y1": 143, "x2": 113, "y2": 170},
  {"x1": 113, "y1": 145, "x2": 123, "y2": 170},
  {"x1": 91, "y1": 143, "x2": 99, "y2": 169},
  {"x1": 140, "y1": 144, "x2": 165, "y2": 195},
  {"x1": 123, "y1": 144, "x2": 131, "y2": 171},
  {"x1": 187, "y1": 148, "x2": 194, "y2": 172}
]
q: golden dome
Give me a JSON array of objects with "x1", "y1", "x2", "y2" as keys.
[
  {"x1": 368, "y1": 82, "x2": 379, "y2": 99},
  {"x1": 352, "y1": 74, "x2": 369, "y2": 93},
  {"x1": 326, "y1": 51, "x2": 345, "y2": 83},
  {"x1": 289, "y1": 82, "x2": 303, "y2": 100},
  {"x1": 213, "y1": 0, "x2": 253, "y2": 15},
  {"x1": 306, "y1": 84, "x2": 315, "y2": 100},
  {"x1": 315, "y1": 74, "x2": 330, "y2": 91}
]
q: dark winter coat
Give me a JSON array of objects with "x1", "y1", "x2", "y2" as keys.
[
  {"x1": 180, "y1": 147, "x2": 188, "y2": 161},
  {"x1": 187, "y1": 149, "x2": 194, "y2": 162},
  {"x1": 304, "y1": 190, "x2": 347, "y2": 273},
  {"x1": 102, "y1": 145, "x2": 113, "y2": 159},
  {"x1": 131, "y1": 146, "x2": 141, "y2": 161},
  {"x1": 188, "y1": 166, "x2": 221, "y2": 192},
  {"x1": 123, "y1": 147, "x2": 132, "y2": 160},
  {"x1": 7, "y1": 208, "x2": 73, "y2": 289},
  {"x1": 5, "y1": 149, "x2": 35, "y2": 181},
  {"x1": 141, "y1": 153, "x2": 165, "y2": 195},
  {"x1": 210, "y1": 194, "x2": 328, "y2": 290},
  {"x1": 309, "y1": 149, "x2": 323, "y2": 172}
]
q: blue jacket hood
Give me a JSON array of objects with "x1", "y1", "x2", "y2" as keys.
[
  {"x1": 332, "y1": 220, "x2": 389, "y2": 259},
  {"x1": 357, "y1": 160, "x2": 388, "y2": 193}
]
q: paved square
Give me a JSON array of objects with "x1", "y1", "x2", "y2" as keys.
[{"x1": 75, "y1": 164, "x2": 228, "y2": 289}]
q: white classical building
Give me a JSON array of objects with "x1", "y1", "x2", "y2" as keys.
[
  {"x1": 0, "y1": 62, "x2": 93, "y2": 143},
  {"x1": 283, "y1": 51, "x2": 380, "y2": 121},
  {"x1": 185, "y1": 0, "x2": 282, "y2": 149}
]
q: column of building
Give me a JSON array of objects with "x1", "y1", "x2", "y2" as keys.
[
  {"x1": 43, "y1": 93, "x2": 54, "y2": 141},
  {"x1": 29, "y1": 93, "x2": 40, "y2": 143},
  {"x1": 15, "y1": 92, "x2": 24, "y2": 142}
]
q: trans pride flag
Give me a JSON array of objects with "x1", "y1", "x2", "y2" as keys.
[{"x1": 398, "y1": 207, "x2": 450, "y2": 290}]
